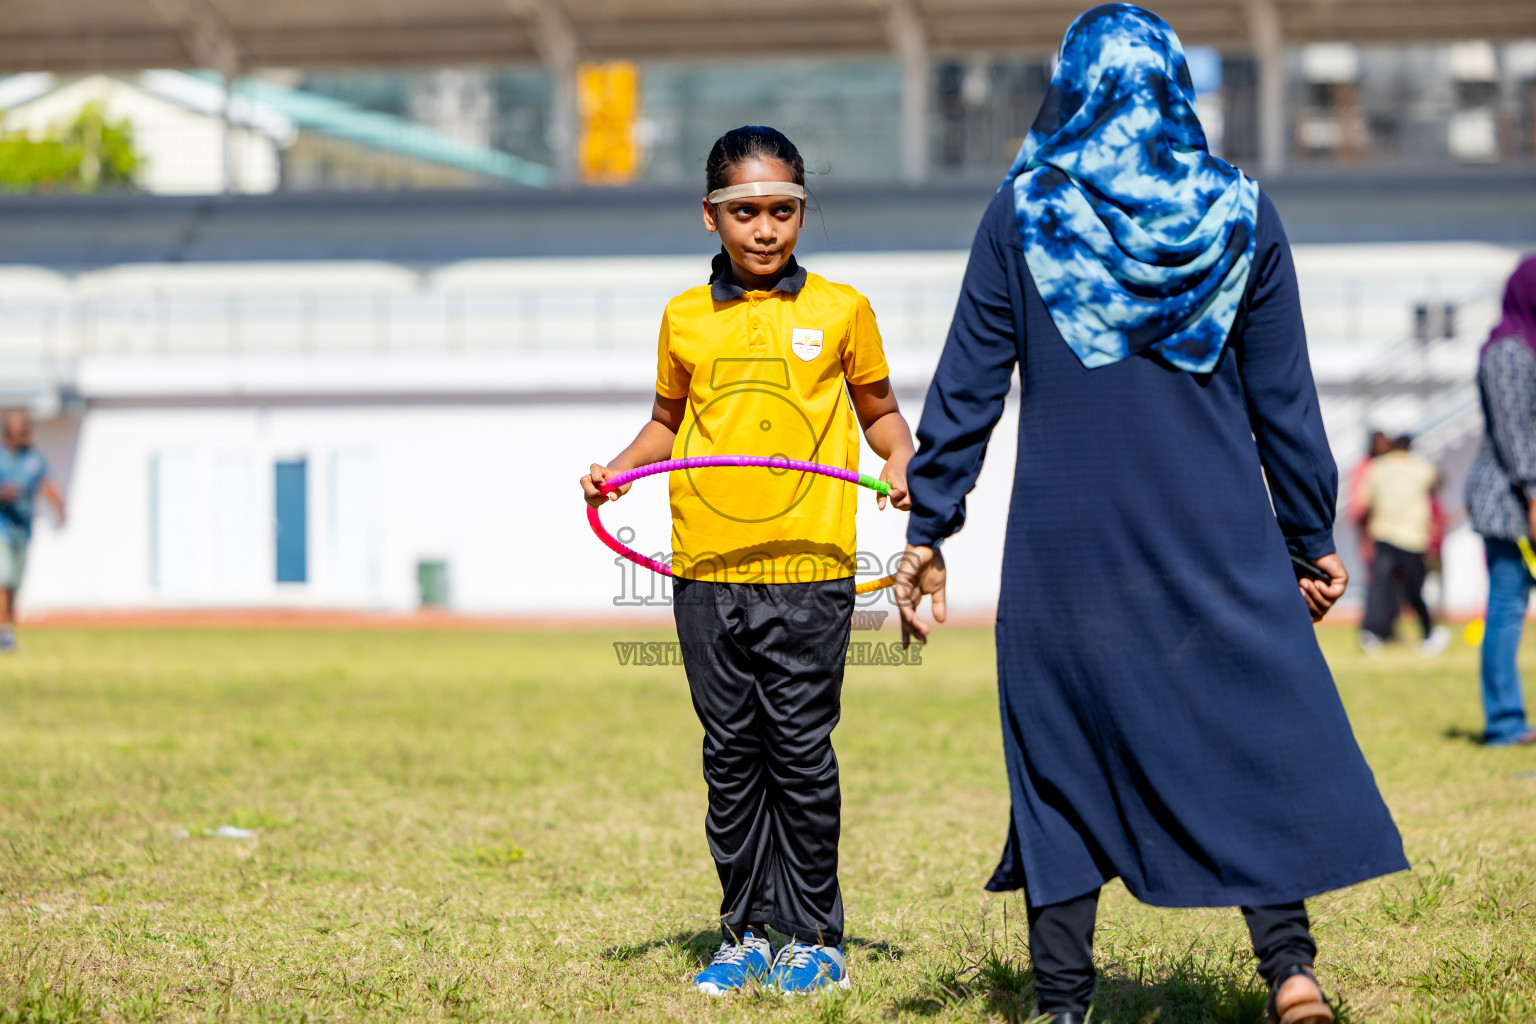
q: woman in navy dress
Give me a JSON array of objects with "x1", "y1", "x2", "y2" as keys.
[{"x1": 894, "y1": 7, "x2": 1407, "y2": 1023}]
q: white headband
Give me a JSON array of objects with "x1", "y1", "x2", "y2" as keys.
[{"x1": 706, "y1": 181, "x2": 806, "y2": 204}]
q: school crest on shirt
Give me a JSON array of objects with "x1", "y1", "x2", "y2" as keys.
[{"x1": 790, "y1": 328, "x2": 823, "y2": 361}]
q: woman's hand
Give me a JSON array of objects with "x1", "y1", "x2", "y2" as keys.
[
  {"x1": 580, "y1": 463, "x2": 631, "y2": 508},
  {"x1": 879, "y1": 452, "x2": 912, "y2": 511},
  {"x1": 1298, "y1": 552, "x2": 1347, "y2": 622},
  {"x1": 895, "y1": 544, "x2": 946, "y2": 648}
]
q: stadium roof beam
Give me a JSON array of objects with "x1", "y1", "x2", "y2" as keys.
[
  {"x1": 1245, "y1": 0, "x2": 1285, "y2": 179},
  {"x1": 1, "y1": 1, "x2": 1534, "y2": 73},
  {"x1": 887, "y1": 0, "x2": 928, "y2": 185},
  {"x1": 525, "y1": 0, "x2": 579, "y2": 188},
  {"x1": 143, "y1": 0, "x2": 240, "y2": 78},
  {"x1": 142, "y1": 0, "x2": 243, "y2": 192}
]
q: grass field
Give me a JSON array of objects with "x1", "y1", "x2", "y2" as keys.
[{"x1": 2, "y1": 624, "x2": 1534, "y2": 1023}]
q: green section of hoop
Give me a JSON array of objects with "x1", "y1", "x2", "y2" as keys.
[{"x1": 857, "y1": 473, "x2": 890, "y2": 495}]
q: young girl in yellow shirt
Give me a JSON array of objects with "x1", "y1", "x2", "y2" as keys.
[{"x1": 581, "y1": 125, "x2": 913, "y2": 995}]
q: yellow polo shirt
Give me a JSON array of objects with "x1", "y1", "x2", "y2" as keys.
[{"x1": 655, "y1": 262, "x2": 890, "y2": 583}]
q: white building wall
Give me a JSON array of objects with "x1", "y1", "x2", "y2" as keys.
[
  {"x1": 19, "y1": 363, "x2": 1498, "y2": 620},
  {"x1": 21, "y1": 387, "x2": 1020, "y2": 617},
  {"x1": 8, "y1": 242, "x2": 1527, "y2": 619}
]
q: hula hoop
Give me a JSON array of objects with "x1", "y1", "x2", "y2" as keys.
[{"x1": 587, "y1": 454, "x2": 898, "y2": 595}]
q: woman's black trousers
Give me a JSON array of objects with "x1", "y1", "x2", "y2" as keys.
[{"x1": 1029, "y1": 889, "x2": 1317, "y2": 1014}]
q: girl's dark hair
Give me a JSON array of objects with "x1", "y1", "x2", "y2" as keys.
[{"x1": 705, "y1": 126, "x2": 805, "y2": 195}]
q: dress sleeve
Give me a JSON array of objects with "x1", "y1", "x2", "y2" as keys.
[
  {"x1": 906, "y1": 193, "x2": 1021, "y2": 547},
  {"x1": 1482, "y1": 338, "x2": 1536, "y2": 495},
  {"x1": 1236, "y1": 194, "x2": 1338, "y2": 561}
]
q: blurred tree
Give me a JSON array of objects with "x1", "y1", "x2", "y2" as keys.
[{"x1": 0, "y1": 103, "x2": 141, "y2": 192}]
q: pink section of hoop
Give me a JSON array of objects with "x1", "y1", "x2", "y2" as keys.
[
  {"x1": 587, "y1": 504, "x2": 673, "y2": 577},
  {"x1": 588, "y1": 455, "x2": 868, "y2": 582}
]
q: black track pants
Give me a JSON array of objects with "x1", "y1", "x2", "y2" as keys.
[
  {"x1": 673, "y1": 577, "x2": 853, "y2": 946},
  {"x1": 1029, "y1": 891, "x2": 1316, "y2": 1014},
  {"x1": 1363, "y1": 541, "x2": 1433, "y2": 641}
]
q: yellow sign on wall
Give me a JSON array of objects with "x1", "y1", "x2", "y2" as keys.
[{"x1": 578, "y1": 61, "x2": 640, "y2": 186}]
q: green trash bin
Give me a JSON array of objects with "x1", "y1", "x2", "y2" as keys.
[{"x1": 417, "y1": 559, "x2": 450, "y2": 609}]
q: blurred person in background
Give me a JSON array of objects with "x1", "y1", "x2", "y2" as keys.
[
  {"x1": 1425, "y1": 490, "x2": 1448, "y2": 598},
  {"x1": 0, "y1": 410, "x2": 66, "y2": 653},
  {"x1": 1346, "y1": 430, "x2": 1391, "y2": 571},
  {"x1": 1357, "y1": 435, "x2": 1448, "y2": 656},
  {"x1": 1467, "y1": 255, "x2": 1536, "y2": 747}
]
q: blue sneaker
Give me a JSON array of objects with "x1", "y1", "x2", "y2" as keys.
[
  {"x1": 768, "y1": 942, "x2": 850, "y2": 993},
  {"x1": 693, "y1": 932, "x2": 773, "y2": 996}
]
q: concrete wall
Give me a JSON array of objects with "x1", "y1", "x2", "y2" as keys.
[
  {"x1": 7, "y1": 239, "x2": 1529, "y2": 620},
  {"x1": 20, "y1": 378, "x2": 1021, "y2": 618},
  {"x1": 11, "y1": 346, "x2": 1493, "y2": 620}
]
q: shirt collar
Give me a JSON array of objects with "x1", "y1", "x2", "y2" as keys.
[{"x1": 709, "y1": 250, "x2": 807, "y2": 302}]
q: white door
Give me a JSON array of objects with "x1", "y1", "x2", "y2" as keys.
[
  {"x1": 329, "y1": 450, "x2": 378, "y2": 599},
  {"x1": 150, "y1": 451, "x2": 199, "y2": 595},
  {"x1": 210, "y1": 453, "x2": 260, "y2": 597}
]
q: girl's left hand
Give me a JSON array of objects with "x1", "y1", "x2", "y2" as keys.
[{"x1": 879, "y1": 453, "x2": 912, "y2": 511}]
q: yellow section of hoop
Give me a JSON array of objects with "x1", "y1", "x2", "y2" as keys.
[{"x1": 855, "y1": 574, "x2": 896, "y2": 595}]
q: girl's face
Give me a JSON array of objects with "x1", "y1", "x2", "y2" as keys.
[{"x1": 701, "y1": 156, "x2": 804, "y2": 287}]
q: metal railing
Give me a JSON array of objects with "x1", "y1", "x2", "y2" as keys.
[
  {"x1": 0, "y1": 268, "x2": 1509, "y2": 363},
  {"x1": 0, "y1": 281, "x2": 966, "y2": 359}
]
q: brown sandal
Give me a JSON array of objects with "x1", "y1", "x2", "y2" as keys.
[{"x1": 1267, "y1": 963, "x2": 1334, "y2": 1024}]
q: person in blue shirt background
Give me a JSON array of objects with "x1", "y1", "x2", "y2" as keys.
[{"x1": 0, "y1": 410, "x2": 66, "y2": 652}]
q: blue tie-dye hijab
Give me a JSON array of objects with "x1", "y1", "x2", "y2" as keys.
[{"x1": 1007, "y1": 3, "x2": 1259, "y2": 374}]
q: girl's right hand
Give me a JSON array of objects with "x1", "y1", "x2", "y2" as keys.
[{"x1": 581, "y1": 463, "x2": 630, "y2": 507}]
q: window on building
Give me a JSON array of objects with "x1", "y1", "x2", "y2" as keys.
[{"x1": 274, "y1": 458, "x2": 308, "y2": 584}]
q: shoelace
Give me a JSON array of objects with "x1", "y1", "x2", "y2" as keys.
[
  {"x1": 709, "y1": 941, "x2": 765, "y2": 967},
  {"x1": 776, "y1": 944, "x2": 820, "y2": 969}
]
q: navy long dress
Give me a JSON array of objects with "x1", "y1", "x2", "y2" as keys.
[{"x1": 907, "y1": 187, "x2": 1408, "y2": 908}]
